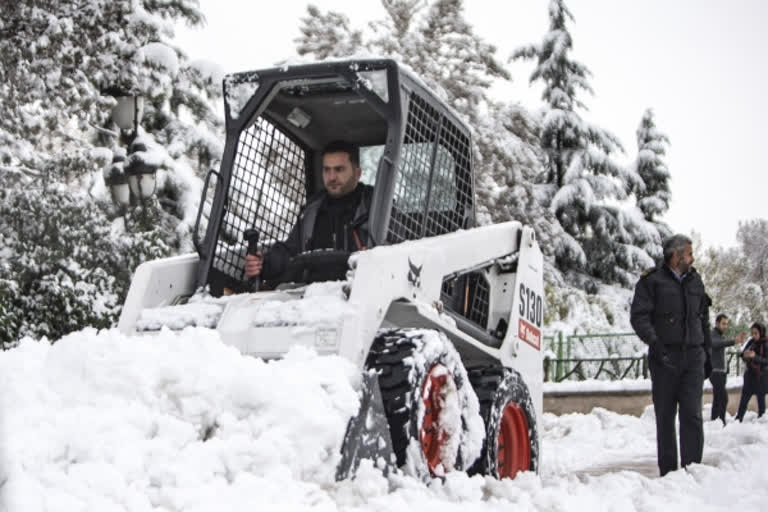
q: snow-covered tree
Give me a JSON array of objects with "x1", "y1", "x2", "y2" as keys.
[
  {"x1": 0, "y1": 186, "x2": 170, "y2": 346},
  {"x1": 513, "y1": 0, "x2": 653, "y2": 287},
  {"x1": 736, "y1": 219, "x2": 768, "y2": 289},
  {"x1": 296, "y1": 5, "x2": 364, "y2": 59},
  {"x1": 697, "y1": 219, "x2": 768, "y2": 329},
  {"x1": 632, "y1": 108, "x2": 671, "y2": 239},
  {"x1": 0, "y1": 0, "x2": 224, "y2": 343},
  {"x1": 0, "y1": 1, "x2": 221, "y2": 190}
]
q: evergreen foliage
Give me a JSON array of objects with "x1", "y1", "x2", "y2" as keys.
[
  {"x1": 632, "y1": 108, "x2": 672, "y2": 240},
  {"x1": 513, "y1": 0, "x2": 655, "y2": 287},
  {"x1": 0, "y1": 0, "x2": 223, "y2": 343},
  {"x1": 0, "y1": 187, "x2": 170, "y2": 347},
  {"x1": 0, "y1": 0, "x2": 221, "y2": 188}
]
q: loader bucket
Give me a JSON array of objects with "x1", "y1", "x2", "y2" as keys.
[{"x1": 335, "y1": 371, "x2": 396, "y2": 480}]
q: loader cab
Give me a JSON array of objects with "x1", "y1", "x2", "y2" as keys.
[{"x1": 195, "y1": 59, "x2": 477, "y2": 298}]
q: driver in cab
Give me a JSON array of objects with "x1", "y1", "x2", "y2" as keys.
[{"x1": 244, "y1": 140, "x2": 373, "y2": 283}]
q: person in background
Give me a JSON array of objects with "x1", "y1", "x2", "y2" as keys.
[
  {"x1": 735, "y1": 322, "x2": 768, "y2": 421},
  {"x1": 630, "y1": 234, "x2": 712, "y2": 477},
  {"x1": 708, "y1": 314, "x2": 746, "y2": 425}
]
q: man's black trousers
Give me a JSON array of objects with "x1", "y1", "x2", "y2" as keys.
[
  {"x1": 708, "y1": 371, "x2": 728, "y2": 423},
  {"x1": 649, "y1": 345, "x2": 705, "y2": 477}
]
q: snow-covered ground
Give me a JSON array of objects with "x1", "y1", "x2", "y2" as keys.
[{"x1": 2, "y1": 328, "x2": 767, "y2": 511}]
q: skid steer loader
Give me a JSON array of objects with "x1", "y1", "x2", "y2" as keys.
[{"x1": 118, "y1": 59, "x2": 544, "y2": 481}]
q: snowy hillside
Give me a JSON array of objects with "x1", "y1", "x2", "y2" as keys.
[{"x1": 2, "y1": 328, "x2": 767, "y2": 511}]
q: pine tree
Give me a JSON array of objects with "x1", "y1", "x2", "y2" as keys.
[
  {"x1": 633, "y1": 108, "x2": 671, "y2": 240},
  {"x1": 514, "y1": 0, "x2": 651, "y2": 287},
  {"x1": 295, "y1": 5, "x2": 363, "y2": 59}
]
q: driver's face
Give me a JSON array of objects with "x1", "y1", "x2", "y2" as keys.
[{"x1": 322, "y1": 152, "x2": 361, "y2": 198}]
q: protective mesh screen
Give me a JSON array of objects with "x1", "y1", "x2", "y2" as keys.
[
  {"x1": 387, "y1": 93, "x2": 473, "y2": 244},
  {"x1": 466, "y1": 273, "x2": 490, "y2": 328},
  {"x1": 211, "y1": 117, "x2": 307, "y2": 282},
  {"x1": 441, "y1": 272, "x2": 490, "y2": 328}
]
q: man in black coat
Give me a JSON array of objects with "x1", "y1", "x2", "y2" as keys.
[
  {"x1": 245, "y1": 140, "x2": 373, "y2": 283},
  {"x1": 709, "y1": 313, "x2": 745, "y2": 425},
  {"x1": 630, "y1": 234, "x2": 712, "y2": 477}
]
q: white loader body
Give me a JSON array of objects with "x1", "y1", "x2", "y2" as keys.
[{"x1": 118, "y1": 221, "x2": 544, "y2": 419}]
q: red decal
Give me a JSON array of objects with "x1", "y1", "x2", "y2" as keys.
[{"x1": 518, "y1": 318, "x2": 541, "y2": 350}]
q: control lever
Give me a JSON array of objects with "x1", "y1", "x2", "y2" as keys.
[{"x1": 243, "y1": 229, "x2": 261, "y2": 292}]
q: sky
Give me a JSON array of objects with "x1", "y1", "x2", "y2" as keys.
[
  {"x1": 2, "y1": 325, "x2": 768, "y2": 510},
  {"x1": 174, "y1": 0, "x2": 768, "y2": 249}
]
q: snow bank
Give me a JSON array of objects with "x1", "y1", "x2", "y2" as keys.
[
  {"x1": 0, "y1": 328, "x2": 360, "y2": 510},
  {"x1": 1, "y1": 327, "x2": 767, "y2": 511}
]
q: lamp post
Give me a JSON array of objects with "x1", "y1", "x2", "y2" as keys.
[{"x1": 101, "y1": 86, "x2": 157, "y2": 207}]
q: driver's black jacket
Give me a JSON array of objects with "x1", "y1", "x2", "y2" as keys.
[
  {"x1": 261, "y1": 183, "x2": 373, "y2": 280},
  {"x1": 630, "y1": 265, "x2": 712, "y2": 354}
]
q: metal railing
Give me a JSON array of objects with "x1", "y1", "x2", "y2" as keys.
[{"x1": 542, "y1": 332, "x2": 747, "y2": 382}]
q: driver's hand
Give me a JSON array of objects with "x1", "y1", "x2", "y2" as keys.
[{"x1": 245, "y1": 252, "x2": 263, "y2": 277}]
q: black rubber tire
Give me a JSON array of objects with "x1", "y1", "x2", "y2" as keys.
[
  {"x1": 468, "y1": 365, "x2": 539, "y2": 478},
  {"x1": 365, "y1": 328, "x2": 479, "y2": 479}
]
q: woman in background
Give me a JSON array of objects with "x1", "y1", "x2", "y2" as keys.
[{"x1": 735, "y1": 322, "x2": 768, "y2": 421}]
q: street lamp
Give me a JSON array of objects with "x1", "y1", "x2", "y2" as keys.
[
  {"x1": 101, "y1": 85, "x2": 156, "y2": 204},
  {"x1": 105, "y1": 88, "x2": 144, "y2": 137},
  {"x1": 104, "y1": 150, "x2": 130, "y2": 207},
  {"x1": 125, "y1": 140, "x2": 157, "y2": 200}
]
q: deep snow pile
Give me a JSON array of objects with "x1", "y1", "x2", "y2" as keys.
[
  {"x1": 2, "y1": 328, "x2": 768, "y2": 511},
  {"x1": 0, "y1": 328, "x2": 360, "y2": 510}
]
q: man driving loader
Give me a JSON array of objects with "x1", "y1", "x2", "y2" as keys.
[{"x1": 244, "y1": 140, "x2": 373, "y2": 284}]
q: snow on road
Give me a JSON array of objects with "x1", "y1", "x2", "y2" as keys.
[{"x1": 1, "y1": 328, "x2": 767, "y2": 511}]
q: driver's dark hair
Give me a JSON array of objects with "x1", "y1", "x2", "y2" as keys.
[
  {"x1": 662, "y1": 234, "x2": 692, "y2": 264},
  {"x1": 321, "y1": 140, "x2": 360, "y2": 167}
]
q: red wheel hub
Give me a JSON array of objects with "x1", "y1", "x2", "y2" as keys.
[
  {"x1": 420, "y1": 364, "x2": 456, "y2": 475},
  {"x1": 497, "y1": 401, "x2": 531, "y2": 478}
]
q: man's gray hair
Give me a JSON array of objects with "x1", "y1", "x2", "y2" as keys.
[{"x1": 662, "y1": 234, "x2": 692, "y2": 263}]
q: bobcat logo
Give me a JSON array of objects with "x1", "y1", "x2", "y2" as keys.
[{"x1": 407, "y1": 258, "x2": 423, "y2": 288}]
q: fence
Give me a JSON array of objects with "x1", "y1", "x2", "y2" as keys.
[{"x1": 542, "y1": 332, "x2": 746, "y2": 382}]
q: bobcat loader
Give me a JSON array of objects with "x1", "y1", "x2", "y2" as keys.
[{"x1": 118, "y1": 59, "x2": 544, "y2": 480}]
